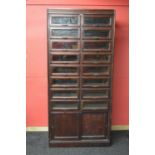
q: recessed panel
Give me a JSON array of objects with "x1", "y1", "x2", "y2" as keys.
[
  {"x1": 50, "y1": 112, "x2": 79, "y2": 140},
  {"x1": 82, "y1": 112, "x2": 108, "y2": 139}
]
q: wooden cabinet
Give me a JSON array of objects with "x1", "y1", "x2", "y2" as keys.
[{"x1": 47, "y1": 9, "x2": 115, "y2": 147}]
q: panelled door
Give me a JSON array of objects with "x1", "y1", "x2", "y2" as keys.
[{"x1": 48, "y1": 9, "x2": 115, "y2": 147}]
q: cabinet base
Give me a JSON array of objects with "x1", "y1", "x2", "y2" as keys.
[{"x1": 49, "y1": 139, "x2": 111, "y2": 147}]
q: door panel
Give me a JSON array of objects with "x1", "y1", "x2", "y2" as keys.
[
  {"x1": 50, "y1": 112, "x2": 79, "y2": 140},
  {"x1": 82, "y1": 112, "x2": 108, "y2": 139}
]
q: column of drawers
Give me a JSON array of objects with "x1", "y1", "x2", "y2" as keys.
[
  {"x1": 80, "y1": 14, "x2": 115, "y2": 140},
  {"x1": 48, "y1": 14, "x2": 81, "y2": 111}
]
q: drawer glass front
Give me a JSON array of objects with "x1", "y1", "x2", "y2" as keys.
[
  {"x1": 82, "y1": 89, "x2": 110, "y2": 99},
  {"x1": 51, "y1": 100, "x2": 79, "y2": 110},
  {"x1": 51, "y1": 89, "x2": 79, "y2": 99},
  {"x1": 51, "y1": 66, "x2": 79, "y2": 75},
  {"x1": 82, "y1": 54, "x2": 112, "y2": 63},
  {"x1": 50, "y1": 78, "x2": 79, "y2": 87},
  {"x1": 82, "y1": 78, "x2": 110, "y2": 87},
  {"x1": 82, "y1": 100, "x2": 109, "y2": 110},
  {"x1": 50, "y1": 28, "x2": 80, "y2": 38},
  {"x1": 83, "y1": 41, "x2": 111, "y2": 51},
  {"x1": 52, "y1": 54, "x2": 79, "y2": 63},
  {"x1": 83, "y1": 66, "x2": 111, "y2": 75},
  {"x1": 50, "y1": 40, "x2": 80, "y2": 50},
  {"x1": 83, "y1": 29, "x2": 111, "y2": 39},
  {"x1": 50, "y1": 15, "x2": 80, "y2": 26},
  {"x1": 83, "y1": 15, "x2": 112, "y2": 26}
]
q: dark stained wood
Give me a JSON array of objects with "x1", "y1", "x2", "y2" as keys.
[{"x1": 47, "y1": 9, "x2": 115, "y2": 147}]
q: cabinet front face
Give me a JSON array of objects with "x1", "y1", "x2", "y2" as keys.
[{"x1": 48, "y1": 9, "x2": 115, "y2": 147}]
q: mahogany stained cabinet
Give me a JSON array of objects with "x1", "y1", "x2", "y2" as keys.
[{"x1": 47, "y1": 9, "x2": 115, "y2": 147}]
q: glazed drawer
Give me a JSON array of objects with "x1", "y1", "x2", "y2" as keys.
[
  {"x1": 82, "y1": 27, "x2": 112, "y2": 39},
  {"x1": 49, "y1": 76, "x2": 79, "y2": 88},
  {"x1": 49, "y1": 64, "x2": 79, "y2": 76},
  {"x1": 82, "y1": 77, "x2": 111, "y2": 88},
  {"x1": 49, "y1": 27, "x2": 80, "y2": 39},
  {"x1": 82, "y1": 88, "x2": 111, "y2": 99},
  {"x1": 50, "y1": 88, "x2": 79, "y2": 99},
  {"x1": 82, "y1": 14, "x2": 113, "y2": 27},
  {"x1": 82, "y1": 40, "x2": 112, "y2": 51},
  {"x1": 49, "y1": 40, "x2": 80, "y2": 51},
  {"x1": 50, "y1": 100, "x2": 79, "y2": 110},
  {"x1": 49, "y1": 52, "x2": 80, "y2": 64},
  {"x1": 82, "y1": 53, "x2": 112, "y2": 64},
  {"x1": 82, "y1": 65, "x2": 111, "y2": 76},
  {"x1": 48, "y1": 14, "x2": 80, "y2": 26}
]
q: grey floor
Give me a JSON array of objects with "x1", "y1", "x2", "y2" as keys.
[{"x1": 26, "y1": 131, "x2": 129, "y2": 155}]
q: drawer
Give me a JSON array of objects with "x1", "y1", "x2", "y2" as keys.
[
  {"x1": 82, "y1": 88, "x2": 110, "y2": 99},
  {"x1": 50, "y1": 100, "x2": 79, "y2": 110},
  {"x1": 49, "y1": 77, "x2": 79, "y2": 88},
  {"x1": 49, "y1": 27, "x2": 80, "y2": 39},
  {"x1": 48, "y1": 14, "x2": 80, "y2": 26},
  {"x1": 81, "y1": 100, "x2": 109, "y2": 110},
  {"x1": 50, "y1": 64, "x2": 79, "y2": 76},
  {"x1": 49, "y1": 40, "x2": 80, "y2": 51},
  {"x1": 50, "y1": 88, "x2": 79, "y2": 99},
  {"x1": 82, "y1": 40, "x2": 112, "y2": 51},
  {"x1": 82, "y1": 65, "x2": 111, "y2": 76},
  {"x1": 82, "y1": 77, "x2": 111, "y2": 88},
  {"x1": 82, "y1": 27, "x2": 112, "y2": 39},
  {"x1": 49, "y1": 52, "x2": 80, "y2": 64},
  {"x1": 82, "y1": 14, "x2": 112, "y2": 27},
  {"x1": 82, "y1": 53, "x2": 112, "y2": 64}
]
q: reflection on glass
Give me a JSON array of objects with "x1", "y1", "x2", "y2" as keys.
[
  {"x1": 83, "y1": 29, "x2": 110, "y2": 38},
  {"x1": 53, "y1": 67, "x2": 78, "y2": 73},
  {"x1": 52, "y1": 16, "x2": 78, "y2": 25},
  {"x1": 52, "y1": 79, "x2": 77, "y2": 85},
  {"x1": 83, "y1": 55, "x2": 111, "y2": 62},
  {"x1": 51, "y1": 29, "x2": 78, "y2": 37},
  {"x1": 52, "y1": 101, "x2": 78, "y2": 109},
  {"x1": 52, "y1": 42, "x2": 78, "y2": 49},
  {"x1": 83, "y1": 42, "x2": 109, "y2": 49},
  {"x1": 82, "y1": 101, "x2": 108, "y2": 109},
  {"x1": 83, "y1": 79, "x2": 109, "y2": 87},
  {"x1": 84, "y1": 16, "x2": 111, "y2": 25},
  {"x1": 52, "y1": 90, "x2": 78, "y2": 98},
  {"x1": 82, "y1": 90, "x2": 109, "y2": 98},
  {"x1": 83, "y1": 66, "x2": 110, "y2": 74},
  {"x1": 53, "y1": 55, "x2": 79, "y2": 61}
]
